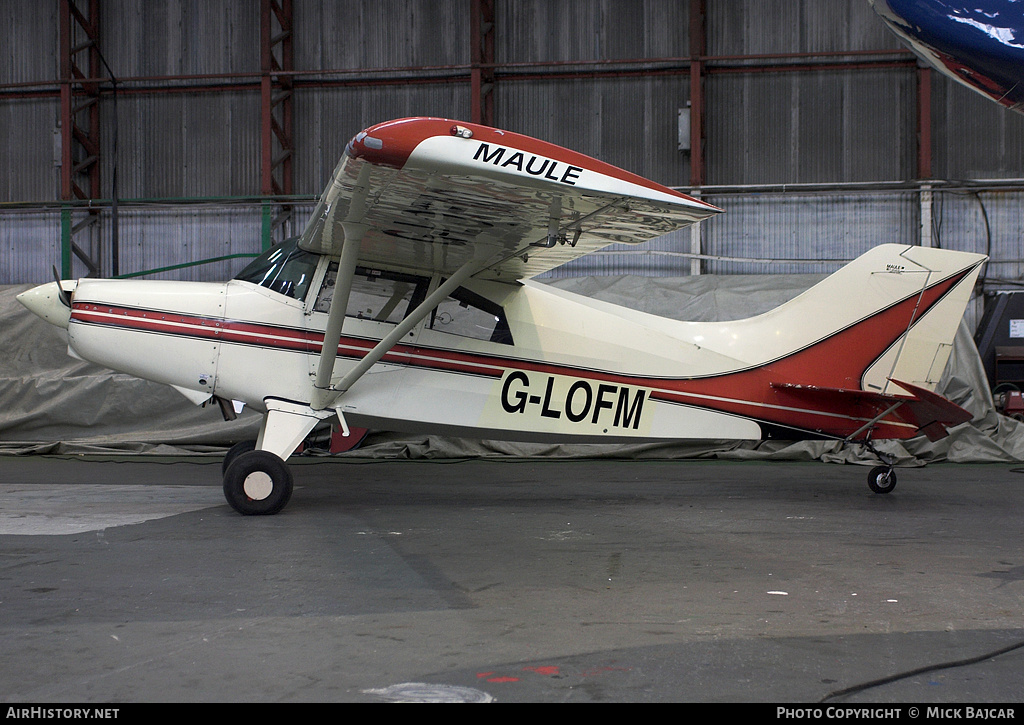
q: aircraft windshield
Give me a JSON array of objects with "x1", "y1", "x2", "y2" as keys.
[{"x1": 234, "y1": 237, "x2": 319, "y2": 301}]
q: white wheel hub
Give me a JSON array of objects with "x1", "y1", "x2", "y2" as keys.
[{"x1": 242, "y1": 471, "x2": 274, "y2": 500}]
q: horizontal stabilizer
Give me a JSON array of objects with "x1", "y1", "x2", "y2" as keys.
[
  {"x1": 771, "y1": 379, "x2": 972, "y2": 442},
  {"x1": 888, "y1": 378, "x2": 974, "y2": 439}
]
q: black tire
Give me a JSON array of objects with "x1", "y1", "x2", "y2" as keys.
[
  {"x1": 223, "y1": 449, "x2": 293, "y2": 516},
  {"x1": 222, "y1": 439, "x2": 257, "y2": 475},
  {"x1": 867, "y1": 465, "x2": 897, "y2": 494}
]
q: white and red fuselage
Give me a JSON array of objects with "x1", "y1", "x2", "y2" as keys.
[{"x1": 53, "y1": 241, "x2": 983, "y2": 447}]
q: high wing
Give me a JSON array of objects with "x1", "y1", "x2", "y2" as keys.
[{"x1": 297, "y1": 117, "x2": 720, "y2": 281}]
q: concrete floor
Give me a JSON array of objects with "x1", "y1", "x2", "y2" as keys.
[{"x1": 1, "y1": 455, "x2": 1023, "y2": 703}]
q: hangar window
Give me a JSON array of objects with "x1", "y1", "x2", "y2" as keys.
[{"x1": 234, "y1": 237, "x2": 318, "y2": 301}]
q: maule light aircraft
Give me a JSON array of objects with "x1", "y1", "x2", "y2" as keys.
[{"x1": 18, "y1": 117, "x2": 987, "y2": 515}]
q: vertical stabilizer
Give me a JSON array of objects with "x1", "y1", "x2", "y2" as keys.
[{"x1": 857, "y1": 245, "x2": 986, "y2": 395}]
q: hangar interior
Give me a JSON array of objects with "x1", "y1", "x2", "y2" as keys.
[
  {"x1": 7, "y1": 3, "x2": 1024, "y2": 706},
  {"x1": 2, "y1": 0, "x2": 1024, "y2": 460}
]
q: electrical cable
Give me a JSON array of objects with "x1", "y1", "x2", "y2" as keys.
[{"x1": 819, "y1": 636, "x2": 1024, "y2": 702}]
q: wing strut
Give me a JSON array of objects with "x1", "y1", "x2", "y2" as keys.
[
  {"x1": 311, "y1": 163, "x2": 373, "y2": 410},
  {"x1": 312, "y1": 221, "x2": 365, "y2": 408},
  {"x1": 311, "y1": 252, "x2": 495, "y2": 412}
]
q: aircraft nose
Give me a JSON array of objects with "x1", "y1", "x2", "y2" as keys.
[{"x1": 17, "y1": 281, "x2": 75, "y2": 329}]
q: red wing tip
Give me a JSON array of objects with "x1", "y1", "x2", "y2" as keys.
[{"x1": 344, "y1": 116, "x2": 721, "y2": 209}]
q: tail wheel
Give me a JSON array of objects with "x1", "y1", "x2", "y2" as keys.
[
  {"x1": 223, "y1": 450, "x2": 293, "y2": 515},
  {"x1": 867, "y1": 465, "x2": 897, "y2": 494}
]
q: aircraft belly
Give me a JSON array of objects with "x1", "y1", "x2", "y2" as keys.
[{"x1": 647, "y1": 399, "x2": 762, "y2": 440}]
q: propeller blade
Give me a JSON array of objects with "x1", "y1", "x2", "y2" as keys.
[{"x1": 51, "y1": 266, "x2": 71, "y2": 308}]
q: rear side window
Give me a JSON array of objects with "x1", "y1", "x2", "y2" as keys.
[{"x1": 428, "y1": 286, "x2": 513, "y2": 345}]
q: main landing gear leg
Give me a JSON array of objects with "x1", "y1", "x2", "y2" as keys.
[{"x1": 221, "y1": 400, "x2": 329, "y2": 516}]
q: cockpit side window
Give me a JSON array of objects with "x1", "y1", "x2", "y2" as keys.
[
  {"x1": 312, "y1": 265, "x2": 514, "y2": 345},
  {"x1": 234, "y1": 237, "x2": 319, "y2": 301},
  {"x1": 314, "y1": 264, "x2": 430, "y2": 323}
]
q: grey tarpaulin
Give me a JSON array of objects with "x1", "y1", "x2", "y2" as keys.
[{"x1": 2, "y1": 276, "x2": 1022, "y2": 464}]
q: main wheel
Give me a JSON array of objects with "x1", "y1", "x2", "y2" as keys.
[
  {"x1": 223, "y1": 449, "x2": 293, "y2": 515},
  {"x1": 867, "y1": 465, "x2": 897, "y2": 494},
  {"x1": 222, "y1": 439, "x2": 257, "y2": 475}
]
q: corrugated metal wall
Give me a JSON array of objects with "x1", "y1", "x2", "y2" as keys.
[
  {"x1": 1, "y1": 0, "x2": 1022, "y2": 295},
  {"x1": 709, "y1": 0, "x2": 892, "y2": 55},
  {"x1": 1, "y1": 210, "x2": 61, "y2": 283},
  {"x1": 704, "y1": 69, "x2": 917, "y2": 184},
  {"x1": 1, "y1": 2, "x2": 60, "y2": 203}
]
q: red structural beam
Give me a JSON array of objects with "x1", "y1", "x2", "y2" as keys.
[
  {"x1": 470, "y1": 0, "x2": 495, "y2": 126},
  {"x1": 261, "y1": 0, "x2": 293, "y2": 197},
  {"x1": 7, "y1": 51, "x2": 917, "y2": 100},
  {"x1": 59, "y1": 0, "x2": 102, "y2": 202}
]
